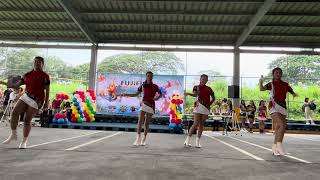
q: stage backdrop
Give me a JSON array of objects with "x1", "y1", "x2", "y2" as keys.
[{"x1": 96, "y1": 73, "x2": 184, "y2": 116}]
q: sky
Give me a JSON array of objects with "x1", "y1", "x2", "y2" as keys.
[{"x1": 44, "y1": 48, "x2": 285, "y2": 78}]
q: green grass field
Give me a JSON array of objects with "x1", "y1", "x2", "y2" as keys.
[
  {"x1": 49, "y1": 82, "x2": 87, "y2": 100},
  {"x1": 1, "y1": 80, "x2": 319, "y2": 121}
]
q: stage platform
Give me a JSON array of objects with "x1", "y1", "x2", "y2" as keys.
[
  {"x1": 42, "y1": 114, "x2": 320, "y2": 134},
  {"x1": 49, "y1": 122, "x2": 183, "y2": 134}
]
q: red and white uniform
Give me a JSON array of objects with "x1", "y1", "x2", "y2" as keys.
[
  {"x1": 192, "y1": 85, "x2": 214, "y2": 115},
  {"x1": 137, "y1": 82, "x2": 161, "y2": 114},
  {"x1": 264, "y1": 80, "x2": 294, "y2": 116},
  {"x1": 20, "y1": 70, "x2": 50, "y2": 109},
  {"x1": 257, "y1": 105, "x2": 267, "y2": 121}
]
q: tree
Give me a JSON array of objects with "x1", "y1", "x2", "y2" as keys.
[
  {"x1": 98, "y1": 51, "x2": 184, "y2": 74},
  {"x1": 0, "y1": 48, "x2": 37, "y2": 76},
  {"x1": 45, "y1": 56, "x2": 73, "y2": 79},
  {"x1": 0, "y1": 48, "x2": 75, "y2": 79},
  {"x1": 197, "y1": 70, "x2": 223, "y2": 77},
  {"x1": 72, "y1": 63, "x2": 90, "y2": 80},
  {"x1": 73, "y1": 63, "x2": 89, "y2": 73},
  {"x1": 268, "y1": 55, "x2": 320, "y2": 84}
]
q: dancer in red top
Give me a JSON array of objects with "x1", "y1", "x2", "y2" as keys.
[
  {"x1": 122, "y1": 71, "x2": 162, "y2": 146},
  {"x1": 260, "y1": 67, "x2": 297, "y2": 156},
  {"x1": 184, "y1": 74, "x2": 215, "y2": 148},
  {"x1": 3, "y1": 56, "x2": 50, "y2": 149}
]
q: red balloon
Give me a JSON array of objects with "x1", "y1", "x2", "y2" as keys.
[
  {"x1": 71, "y1": 117, "x2": 76, "y2": 123},
  {"x1": 171, "y1": 119, "x2": 178, "y2": 124}
]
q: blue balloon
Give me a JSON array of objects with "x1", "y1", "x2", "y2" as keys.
[
  {"x1": 178, "y1": 124, "x2": 184, "y2": 129},
  {"x1": 64, "y1": 119, "x2": 68, "y2": 124},
  {"x1": 58, "y1": 118, "x2": 64, "y2": 124},
  {"x1": 169, "y1": 123, "x2": 177, "y2": 128},
  {"x1": 52, "y1": 118, "x2": 57, "y2": 123},
  {"x1": 73, "y1": 98, "x2": 77, "y2": 103}
]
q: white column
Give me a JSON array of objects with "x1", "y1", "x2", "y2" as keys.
[
  {"x1": 232, "y1": 47, "x2": 240, "y2": 109},
  {"x1": 89, "y1": 44, "x2": 98, "y2": 90}
]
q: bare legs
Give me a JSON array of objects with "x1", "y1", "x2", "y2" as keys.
[
  {"x1": 134, "y1": 111, "x2": 152, "y2": 146},
  {"x1": 184, "y1": 113, "x2": 207, "y2": 148},
  {"x1": 3, "y1": 100, "x2": 37, "y2": 149},
  {"x1": 271, "y1": 113, "x2": 287, "y2": 155}
]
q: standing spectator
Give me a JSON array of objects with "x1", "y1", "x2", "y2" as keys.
[
  {"x1": 240, "y1": 100, "x2": 248, "y2": 133},
  {"x1": 310, "y1": 100, "x2": 316, "y2": 123},
  {"x1": 257, "y1": 100, "x2": 267, "y2": 134},
  {"x1": 2, "y1": 88, "x2": 13, "y2": 110},
  {"x1": 247, "y1": 100, "x2": 256, "y2": 133},
  {"x1": 0, "y1": 88, "x2": 13, "y2": 123},
  {"x1": 220, "y1": 98, "x2": 229, "y2": 115},
  {"x1": 303, "y1": 98, "x2": 315, "y2": 125},
  {"x1": 227, "y1": 100, "x2": 233, "y2": 115}
]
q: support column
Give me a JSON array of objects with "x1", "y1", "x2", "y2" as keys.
[
  {"x1": 89, "y1": 44, "x2": 98, "y2": 90},
  {"x1": 232, "y1": 47, "x2": 240, "y2": 109}
]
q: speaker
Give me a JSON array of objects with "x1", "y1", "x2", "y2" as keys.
[{"x1": 228, "y1": 85, "x2": 239, "y2": 98}]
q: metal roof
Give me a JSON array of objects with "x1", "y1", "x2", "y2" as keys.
[{"x1": 0, "y1": 0, "x2": 319, "y2": 47}]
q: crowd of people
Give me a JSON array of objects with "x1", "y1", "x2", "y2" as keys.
[{"x1": 211, "y1": 99, "x2": 268, "y2": 134}]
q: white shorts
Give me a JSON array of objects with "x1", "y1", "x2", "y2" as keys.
[
  {"x1": 269, "y1": 102, "x2": 287, "y2": 116},
  {"x1": 140, "y1": 103, "x2": 154, "y2": 115},
  {"x1": 20, "y1": 93, "x2": 39, "y2": 110},
  {"x1": 193, "y1": 102, "x2": 210, "y2": 115}
]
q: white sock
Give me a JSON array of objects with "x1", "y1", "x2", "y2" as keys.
[
  {"x1": 276, "y1": 142, "x2": 285, "y2": 155},
  {"x1": 133, "y1": 134, "x2": 141, "y2": 146},
  {"x1": 195, "y1": 137, "x2": 201, "y2": 148},
  {"x1": 184, "y1": 136, "x2": 191, "y2": 146}
]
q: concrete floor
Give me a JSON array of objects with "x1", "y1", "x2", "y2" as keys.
[{"x1": 0, "y1": 125, "x2": 319, "y2": 180}]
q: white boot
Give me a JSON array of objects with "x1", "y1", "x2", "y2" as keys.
[
  {"x1": 276, "y1": 142, "x2": 286, "y2": 156},
  {"x1": 195, "y1": 137, "x2": 202, "y2": 148},
  {"x1": 306, "y1": 120, "x2": 310, "y2": 125},
  {"x1": 3, "y1": 130, "x2": 17, "y2": 144},
  {"x1": 133, "y1": 134, "x2": 141, "y2": 146},
  {"x1": 272, "y1": 144, "x2": 280, "y2": 156},
  {"x1": 184, "y1": 136, "x2": 191, "y2": 147},
  {"x1": 141, "y1": 135, "x2": 147, "y2": 146},
  {"x1": 311, "y1": 120, "x2": 316, "y2": 125},
  {"x1": 19, "y1": 137, "x2": 28, "y2": 149}
]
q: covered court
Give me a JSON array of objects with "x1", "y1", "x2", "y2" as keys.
[
  {"x1": 0, "y1": 126, "x2": 319, "y2": 180},
  {"x1": 1, "y1": 0, "x2": 320, "y2": 179}
]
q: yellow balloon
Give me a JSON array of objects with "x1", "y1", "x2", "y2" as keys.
[
  {"x1": 75, "y1": 114, "x2": 80, "y2": 118},
  {"x1": 177, "y1": 114, "x2": 183, "y2": 119}
]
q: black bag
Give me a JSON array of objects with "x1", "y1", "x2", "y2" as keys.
[
  {"x1": 310, "y1": 103, "x2": 316, "y2": 111},
  {"x1": 302, "y1": 104, "x2": 305, "y2": 112},
  {"x1": 40, "y1": 110, "x2": 52, "y2": 128}
]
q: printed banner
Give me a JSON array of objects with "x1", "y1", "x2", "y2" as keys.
[{"x1": 96, "y1": 73, "x2": 184, "y2": 116}]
